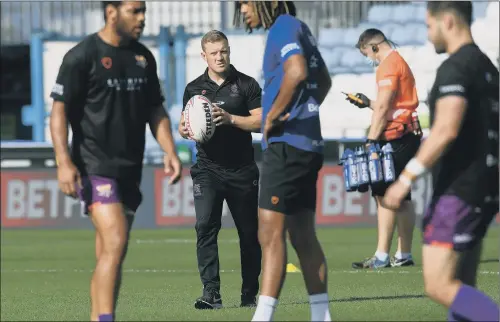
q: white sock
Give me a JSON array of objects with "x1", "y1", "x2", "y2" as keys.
[
  {"x1": 252, "y1": 296, "x2": 278, "y2": 322},
  {"x1": 375, "y1": 251, "x2": 389, "y2": 262},
  {"x1": 309, "y1": 293, "x2": 332, "y2": 322},
  {"x1": 395, "y1": 252, "x2": 412, "y2": 260}
]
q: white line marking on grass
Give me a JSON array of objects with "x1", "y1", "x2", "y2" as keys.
[
  {"x1": 134, "y1": 239, "x2": 239, "y2": 244},
  {"x1": 2, "y1": 269, "x2": 498, "y2": 275}
]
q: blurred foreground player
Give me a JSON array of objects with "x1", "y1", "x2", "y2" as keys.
[
  {"x1": 179, "y1": 30, "x2": 263, "y2": 309},
  {"x1": 384, "y1": 2, "x2": 499, "y2": 321},
  {"x1": 347, "y1": 29, "x2": 420, "y2": 269},
  {"x1": 235, "y1": 1, "x2": 333, "y2": 321},
  {"x1": 50, "y1": 1, "x2": 182, "y2": 321}
]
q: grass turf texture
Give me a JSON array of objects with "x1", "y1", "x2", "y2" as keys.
[{"x1": 1, "y1": 227, "x2": 498, "y2": 321}]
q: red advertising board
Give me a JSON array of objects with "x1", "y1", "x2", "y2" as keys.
[
  {"x1": 154, "y1": 168, "x2": 197, "y2": 226},
  {"x1": 154, "y1": 165, "x2": 437, "y2": 227},
  {"x1": 0, "y1": 171, "x2": 83, "y2": 228}
]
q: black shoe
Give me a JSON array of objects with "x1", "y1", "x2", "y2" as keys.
[
  {"x1": 240, "y1": 293, "x2": 257, "y2": 307},
  {"x1": 194, "y1": 288, "x2": 223, "y2": 310}
]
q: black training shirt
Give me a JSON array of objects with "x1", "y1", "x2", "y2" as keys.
[
  {"x1": 183, "y1": 65, "x2": 262, "y2": 168},
  {"x1": 50, "y1": 33, "x2": 164, "y2": 183},
  {"x1": 428, "y1": 43, "x2": 499, "y2": 206}
]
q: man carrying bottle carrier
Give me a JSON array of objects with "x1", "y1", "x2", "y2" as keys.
[{"x1": 344, "y1": 28, "x2": 423, "y2": 269}]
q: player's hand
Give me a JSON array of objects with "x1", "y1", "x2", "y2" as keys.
[
  {"x1": 57, "y1": 159, "x2": 81, "y2": 199},
  {"x1": 345, "y1": 92, "x2": 370, "y2": 109},
  {"x1": 263, "y1": 113, "x2": 290, "y2": 144},
  {"x1": 178, "y1": 115, "x2": 191, "y2": 139},
  {"x1": 382, "y1": 179, "x2": 411, "y2": 210},
  {"x1": 163, "y1": 154, "x2": 182, "y2": 185},
  {"x1": 212, "y1": 105, "x2": 232, "y2": 126}
]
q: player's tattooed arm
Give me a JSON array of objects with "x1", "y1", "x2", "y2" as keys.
[
  {"x1": 367, "y1": 89, "x2": 395, "y2": 140},
  {"x1": 411, "y1": 96, "x2": 467, "y2": 171}
]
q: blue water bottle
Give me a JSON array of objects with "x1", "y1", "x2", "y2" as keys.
[
  {"x1": 382, "y1": 143, "x2": 396, "y2": 183},
  {"x1": 368, "y1": 143, "x2": 384, "y2": 184},
  {"x1": 340, "y1": 149, "x2": 357, "y2": 192},
  {"x1": 356, "y1": 147, "x2": 370, "y2": 192}
]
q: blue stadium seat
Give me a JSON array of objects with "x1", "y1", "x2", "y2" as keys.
[
  {"x1": 342, "y1": 27, "x2": 363, "y2": 47},
  {"x1": 357, "y1": 22, "x2": 380, "y2": 32},
  {"x1": 391, "y1": 25, "x2": 414, "y2": 46},
  {"x1": 353, "y1": 64, "x2": 374, "y2": 74},
  {"x1": 391, "y1": 4, "x2": 416, "y2": 23},
  {"x1": 413, "y1": 25, "x2": 428, "y2": 45},
  {"x1": 340, "y1": 48, "x2": 364, "y2": 70},
  {"x1": 318, "y1": 28, "x2": 345, "y2": 48},
  {"x1": 380, "y1": 23, "x2": 401, "y2": 39},
  {"x1": 330, "y1": 66, "x2": 352, "y2": 75},
  {"x1": 410, "y1": 4, "x2": 426, "y2": 23},
  {"x1": 367, "y1": 5, "x2": 394, "y2": 24},
  {"x1": 473, "y1": 1, "x2": 489, "y2": 20}
]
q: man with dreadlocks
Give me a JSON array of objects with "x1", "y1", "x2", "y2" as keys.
[{"x1": 235, "y1": 1, "x2": 332, "y2": 321}]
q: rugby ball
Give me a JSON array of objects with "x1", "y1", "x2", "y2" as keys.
[{"x1": 184, "y1": 95, "x2": 216, "y2": 143}]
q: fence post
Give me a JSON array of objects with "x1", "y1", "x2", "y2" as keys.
[
  {"x1": 174, "y1": 25, "x2": 187, "y2": 107},
  {"x1": 21, "y1": 32, "x2": 46, "y2": 142},
  {"x1": 220, "y1": 1, "x2": 227, "y2": 30},
  {"x1": 159, "y1": 26, "x2": 172, "y2": 109}
]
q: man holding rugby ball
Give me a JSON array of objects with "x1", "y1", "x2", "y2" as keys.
[{"x1": 178, "y1": 30, "x2": 263, "y2": 310}]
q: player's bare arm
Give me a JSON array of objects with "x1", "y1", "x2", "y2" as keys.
[
  {"x1": 384, "y1": 95, "x2": 467, "y2": 209},
  {"x1": 263, "y1": 54, "x2": 307, "y2": 140},
  {"x1": 367, "y1": 89, "x2": 396, "y2": 140},
  {"x1": 405, "y1": 96, "x2": 466, "y2": 173},
  {"x1": 214, "y1": 107, "x2": 262, "y2": 132},
  {"x1": 178, "y1": 112, "x2": 190, "y2": 139},
  {"x1": 50, "y1": 100, "x2": 81, "y2": 197},
  {"x1": 149, "y1": 105, "x2": 182, "y2": 184}
]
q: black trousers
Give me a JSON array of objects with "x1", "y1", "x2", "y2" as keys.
[{"x1": 190, "y1": 161, "x2": 261, "y2": 296}]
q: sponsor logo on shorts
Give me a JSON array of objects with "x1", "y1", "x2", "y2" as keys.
[
  {"x1": 253, "y1": 180, "x2": 258, "y2": 186},
  {"x1": 271, "y1": 196, "x2": 279, "y2": 205},
  {"x1": 453, "y1": 233, "x2": 473, "y2": 244},
  {"x1": 202, "y1": 90, "x2": 207, "y2": 95},
  {"x1": 95, "y1": 184, "x2": 112, "y2": 198}
]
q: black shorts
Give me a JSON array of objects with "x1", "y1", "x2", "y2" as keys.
[
  {"x1": 258, "y1": 142, "x2": 324, "y2": 214},
  {"x1": 371, "y1": 133, "x2": 421, "y2": 200}
]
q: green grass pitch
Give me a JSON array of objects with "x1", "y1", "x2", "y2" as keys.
[{"x1": 1, "y1": 227, "x2": 498, "y2": 321}]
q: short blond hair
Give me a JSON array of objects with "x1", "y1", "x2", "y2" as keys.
[{"x1": 201, "y1": 30, "x2": 228, "y2": 51}]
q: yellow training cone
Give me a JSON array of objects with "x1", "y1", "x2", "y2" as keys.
[{"x1": 286, "y1": 263, "x2": 301, "y2": 273}]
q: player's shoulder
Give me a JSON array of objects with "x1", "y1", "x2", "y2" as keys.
[
  {"x1": 272, "y1": 14, "x2": 301, "y2": 32},
  {"x1": 185, "y1": 73, "x2": 205, "y2": 92},
  {"x1": 131, "y1": 40, "x2": 156, "y2": 60},
  {"x1": 62, "y1": 33, "x2": 98, "y2": 64},
  {"x1": 231, "y1": 66, "x2": 258, "y2": 85}
]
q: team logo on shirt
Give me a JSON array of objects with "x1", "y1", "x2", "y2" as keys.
[
  {"x1": 135, "y1": 55, "x2": 148, "y2": 69},
  {"x1": 101, "y1": 57, "x2": 112, "y2": 69},
  {"x1": 230, "y1": 84, "x2": 239, "y2": 97}
]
